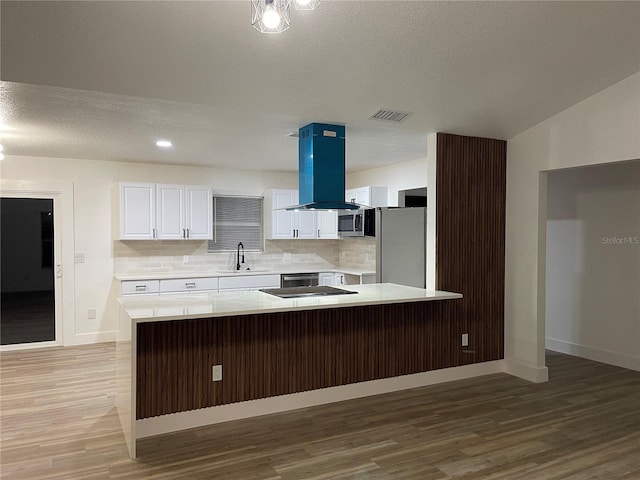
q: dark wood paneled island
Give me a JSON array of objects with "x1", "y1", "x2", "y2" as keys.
[{"x1": 117, "y1": 284, "x2": 467, "y2": 458}]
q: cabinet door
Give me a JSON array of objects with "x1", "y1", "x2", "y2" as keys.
[
  {"x1": 156, "y1": 184, "x2": 185, "y2": 240},
  {"x1": 185, "y1": 185, "x2": 212, "y2": 239},
  {"x1": 318, "y1": 273, "x2": 334, "y2": 286},
  {"x1": 271, "y1": 190, "x2": 296, "y2": 239},
  {"x1": 333, "y1": 273, "x2": 345, "y2": 286},
  {"x1": 119, "y1": 183, "x2": 156, "y2": 240},
  {"x1": 295, "y1": 210, "x2": 317, "y2": 239},
  {"x1": 354, "y1": 187, "x2": 370, "y2": 206},
  {"x1": 345, "y1": 189, "x2": 356, "y2": 203},
  {"x1": 317, "y1": 210, "x2": 338, "y2": 239}
]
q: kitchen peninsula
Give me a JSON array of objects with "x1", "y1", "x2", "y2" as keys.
[{"x1": 117, "y1": 283, "x2": 462, "y2": 458}]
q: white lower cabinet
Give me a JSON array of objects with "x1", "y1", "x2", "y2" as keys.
[
  {"x1": 334, "y1": 273, "x2": 346, "y2": 286},
  {"x1": 121, "y1": 280, "x2": 160, "y2": 295},
  {"x1": 159, "y1": 277, "x2": 219, "y2": 294},
  {"x1": 218, "y1": 274, "x2": 280, "y2": 291},
  {"x1": 318, "y1": 272, "x2": 346, "y2": 286},
  {"x1": 122, "y1": 278, "x2": 219, "y2": 296}
]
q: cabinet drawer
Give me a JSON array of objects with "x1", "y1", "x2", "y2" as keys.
[
  {"x1": 159, "y1": 277, "x2": 219, "y2": 293},
  {"x1": 219, "y1": 274, "x2": 280, "y2": 290},
  {"x1": 121, "y1": 280, "x2": 160, "y2": 295}
]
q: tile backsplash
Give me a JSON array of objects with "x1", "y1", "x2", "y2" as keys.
[{"x1": 114, "y1": 237, "x2": 376, "y2": 275}]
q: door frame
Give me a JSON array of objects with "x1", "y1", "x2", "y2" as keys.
[{"x1": 0, "y1": 180, "x2": 75, "y2": 350}]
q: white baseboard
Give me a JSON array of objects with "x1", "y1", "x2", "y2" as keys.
[
  {"x1": 67, "y1": 331, "x2": 118, "y2": 346},
  {"x1": 137, "y1": 360, "x2": 505, "y2": 439},
  {"x1": 546, "y1": 337, "x2": 640, "y2": 372},
  {"x1": 503, "y1": 358, "x2": 549, "y2": 383}
]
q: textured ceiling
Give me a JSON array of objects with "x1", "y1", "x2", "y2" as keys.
[{"x1": 1, "y1": 1, "x2": 639, "y2": 172}]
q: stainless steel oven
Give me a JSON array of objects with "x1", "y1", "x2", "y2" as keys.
[{"x1": 280, "y1": 273, "x2": 319, "y2": 288}]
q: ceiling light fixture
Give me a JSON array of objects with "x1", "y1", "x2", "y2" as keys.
[
  {"x1": 156, "y1": 140, "x2": 173, "y2": 148},
  {"x1": 252, "y1": 0, "x2": 319, "y2": 33},
  {"x1": 292, "y1": 0, "x2": 320, "y2": 10}
]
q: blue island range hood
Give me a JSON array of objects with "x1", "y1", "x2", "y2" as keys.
[{"x1": 287, "y1": 123, "x2": 361, "y2": 211}]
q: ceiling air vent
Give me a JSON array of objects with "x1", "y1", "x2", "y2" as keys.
[{"x1": 370, "y1": 109, "x2": 411, "y2": 123}]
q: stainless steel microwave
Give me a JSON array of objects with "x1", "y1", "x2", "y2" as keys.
[{"x1": 338, "y1": 208, "x2": 375, "y2": 237}]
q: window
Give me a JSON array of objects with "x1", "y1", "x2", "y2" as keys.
[{"x1": 208, "y1": 195, "x2": 263, "y2": 252}]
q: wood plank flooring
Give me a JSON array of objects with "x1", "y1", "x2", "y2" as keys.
[{"x1": 1, "y1": 345, "x2": 638, "y2": 479}]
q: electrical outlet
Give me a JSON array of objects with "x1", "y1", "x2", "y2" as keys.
[
  {"x1": 88, "y1": 308, "x2": 97, "y2": 320},
  {"x1": 461, "y1": 333, "x2": 469, "y2": 347},
  {"x1": 183, "y1": 255, "x2": 189, "y2": 263},
  {"x1": 212, "y1": 365, "x2": 223, "y2": 382},
  {"x1": 74, "y1": 253, "x2": 85, "y2": 264}
]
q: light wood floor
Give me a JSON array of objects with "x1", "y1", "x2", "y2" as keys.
[{"x1": 1, "y1": 345, "x2": 638, "y2": 479}]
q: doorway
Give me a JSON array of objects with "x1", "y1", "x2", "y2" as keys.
[{"x1": 1, "y1": 197, "x2": 57, "y2": 345}]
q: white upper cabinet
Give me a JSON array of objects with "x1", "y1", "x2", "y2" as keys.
[
  {"x1": 120, "y1": 183, "x2": 156, "y2": 240},
  {"x1": 119, "y1": 182, "x2": 212, "y2": 240},
  {"x1": 264, "y1": 189, "x2": 335, "y2": 240},
  {"x1": 156, "y1": 184, "x2": 185, "y2": 240},
  {"x1": 295, "y1": 210, "x2": 317, "y2": 239},
  {"x1": 345, "y1": 186, "x2": 389, "y2": 207},
  {"x1": 270, "y1": 189, "x2": 297, "y2": 239},
  {"x1": 185, "y1": 185, "x2": 213, "y2": 240},
  {"x1": 317, "y1": 210, "x2": 339, "y2": 239}
]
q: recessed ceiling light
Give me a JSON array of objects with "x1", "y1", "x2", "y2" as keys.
[
  {"x1": 0, "y1": 153, "x2": 4, "y2": 161},
  {"x1": 156, "y1": 140, "x2": 173, "y2": 148}
]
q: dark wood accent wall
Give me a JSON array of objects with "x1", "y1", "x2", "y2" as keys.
[
  {"x1": 436, "y1": 132, "x2": 506, "y2": 362},
  {"x1": 137, "y1": 301, "x2": 471, "y2": 419}
]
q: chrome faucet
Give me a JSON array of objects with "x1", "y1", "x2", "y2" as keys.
[{"x1": 236, "y1": 242, "x2": 245, "y2": 271}]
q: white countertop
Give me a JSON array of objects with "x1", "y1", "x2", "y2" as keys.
[
  {"x1": 115, "y1": 267, "x2": 376, "y2": 281},
  {"x1": 119, "y1": 283, "x2": 462, "y2": 323}
]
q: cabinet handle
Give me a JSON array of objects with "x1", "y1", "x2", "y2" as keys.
[
  {"x1": 152, "y1": 228, "x2": 156, "y2": 239},
  {"x1": 135, "y1": 285, "x2": 147, "y2": 291},
  {"x1": 185, "y1": 282, "x2": 196, "y2": 289},
  {"x1": 187, "y1": 228, "x2": 190, "y2": 238},
  {"x1": 318, "y1": 229, "x2": 320, "y2": 237}
]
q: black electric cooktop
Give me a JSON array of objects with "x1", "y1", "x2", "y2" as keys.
[{"x1": 259, "y1": 285, "x2": 359, "y2": 299}]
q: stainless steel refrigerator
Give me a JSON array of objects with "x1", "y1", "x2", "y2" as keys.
[{"x1": 375, "y1": 207, "x2": 427, "y2": 288}]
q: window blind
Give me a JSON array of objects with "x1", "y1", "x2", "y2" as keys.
[{"x1": 208, "y1": 195, "x2": 263, "y2": 252}]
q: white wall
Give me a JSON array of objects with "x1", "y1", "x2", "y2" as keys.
[
  {"x1": 506, "y1": 71, "x2": 640, "y2": 381},
  {"x1": 347, "y1": 156, "x2": 428, "y2": 207},
  {"x1": 0, "y1": 155, "x2": 296, "y2": 345},
  {"x1": 545, "y1": 162, "x2": 640, "y2": 370}
]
